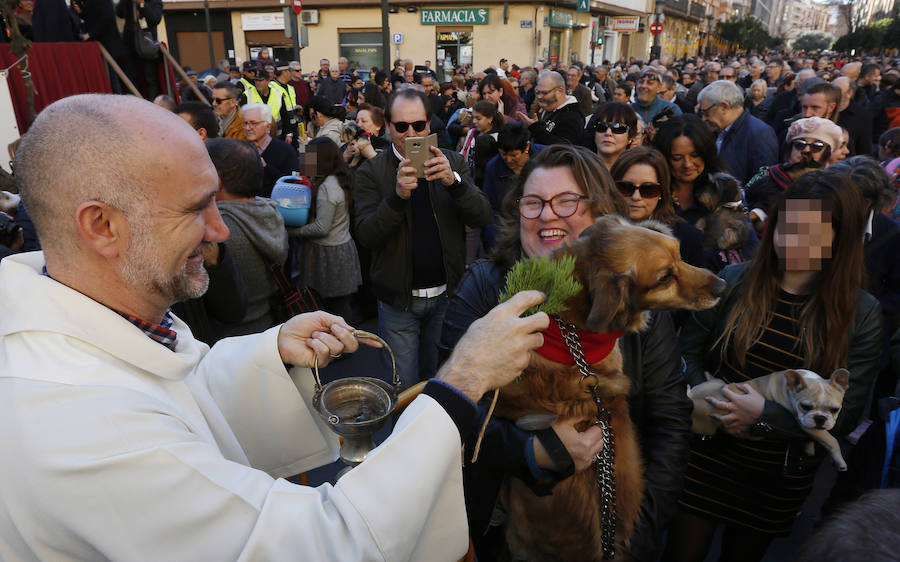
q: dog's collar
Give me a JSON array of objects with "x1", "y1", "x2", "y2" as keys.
[{"x1": 535, "y1": 318, "x2": 625, "y2": 366}]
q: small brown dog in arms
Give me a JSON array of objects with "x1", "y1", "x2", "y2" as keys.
[
  {"x1": 689, "y1": 368, "x2": 850, "y2": 470},
  {"x1": 495, "y1": 215, "x2": 726, "y2": 561}
]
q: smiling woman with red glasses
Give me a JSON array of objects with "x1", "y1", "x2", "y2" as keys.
[
  {"x1": 610, "y1": 146, "x2": 705, "y2": 267},
  {"x1": 584, "y1": 102, "x2": 639, "y2": 170}
]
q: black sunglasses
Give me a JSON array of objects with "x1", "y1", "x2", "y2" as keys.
[
  {"x1": 616, "y1": 180, "x2": 662, "y2": 199},
  {"x1": 212, "y1": 97, "x2": 234, "y2": 104},
  {"x1": 596, "y1": 121, "x2": 630, "y2": 135},
  {"x1": 392, "y1": 120, "x2": 428, "y2": 133},
  {"x1": 792, "y1": 139, "x2": 826, "y2": 153}
]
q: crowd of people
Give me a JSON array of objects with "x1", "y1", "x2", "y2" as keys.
[{"x1": 1, "y1": 46, "x2": 900, "y2": 561}]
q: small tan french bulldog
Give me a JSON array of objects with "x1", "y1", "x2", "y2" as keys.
[{"x1": 688, "y1": 368, "x2": 850, "y2": 471}]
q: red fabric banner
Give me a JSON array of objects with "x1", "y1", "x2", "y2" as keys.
[{"x1": 0, "y1": 42, "x2": 112, "y2": 133}]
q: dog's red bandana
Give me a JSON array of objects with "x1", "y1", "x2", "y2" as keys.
[{"x1": 535, "y1": 320, "x2": 625, "y2": 365}]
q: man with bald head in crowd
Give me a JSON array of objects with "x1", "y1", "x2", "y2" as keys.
[
  {"x1": 833, "y1": 76, "x2": 873, "y2": 156},
  {"x1": 0, "y1": 94, "x2": 553, "y2": 560},
  {"x1": 516, "y1": 70, "x2": 585, "y2": 145}
]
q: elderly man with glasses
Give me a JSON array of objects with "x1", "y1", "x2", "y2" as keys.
[
  {"x1": 698, "y1": 80, "x2": 777, "y2": 185},
  {"x1": 242, "y1": 102, "x2": 299, "y2": 197},
  {"x1": 212, "y1": 81, "x2": 247, "y2": 141}
]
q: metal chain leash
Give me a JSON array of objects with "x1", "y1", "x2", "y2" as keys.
[{"x1": 555, "y1": 316, "x2": 618, "y2": 560}]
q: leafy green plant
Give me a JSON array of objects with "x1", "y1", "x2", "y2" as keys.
[{"x1": 498, "y1": 255, "x2": 583, "y2": 317}]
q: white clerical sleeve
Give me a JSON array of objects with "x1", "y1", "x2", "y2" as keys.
[{"x1": 190, "y1": 326, "x2": 341, "y2": 478}]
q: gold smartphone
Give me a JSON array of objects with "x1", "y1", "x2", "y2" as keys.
[{"x1": 404, "y1": 133, "x2": 438, "y2": 178}]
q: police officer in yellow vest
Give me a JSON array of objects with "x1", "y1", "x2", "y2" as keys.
[
  {"x1": 238, "y1": 61, "x2": 259, "y2": 106},
  {"x1": 246, "y1": 68, "x2": 285, "y2": 137},
  {"x1": 270, "y1": 61, "x2": 299, "y2": 147}
]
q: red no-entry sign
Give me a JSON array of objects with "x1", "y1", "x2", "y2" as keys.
[
  {"x1": 292, "y1": 0, "x2": 302, "y2": 15},
  {"x1": 650, "y1": 22, "x2": 663, "y2": 35}
]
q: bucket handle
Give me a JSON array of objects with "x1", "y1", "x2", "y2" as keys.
[{"x1": 311, "y1": 330, "x2": 400, "y2": 397}]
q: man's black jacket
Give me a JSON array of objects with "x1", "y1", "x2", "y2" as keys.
[{"x1": 354, "y1": 148, "x2": 491, "y2": 310}]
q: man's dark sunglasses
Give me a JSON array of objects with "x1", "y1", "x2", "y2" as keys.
[
  {"x1": 212, "y1": 97, "x2": 234, "y2": 104},
  {"x1": 792, "y1": 139, "x2": 826, "y2": 153},
  {"x1": 616, "y1": 180, "x2": 662, "y2": 199},
  {"x1": 393, "y1": 120, "x2": 428, "y2": 133},
  {"x1": 596, "y1": 121, "x2": 630, "y2": 135}
]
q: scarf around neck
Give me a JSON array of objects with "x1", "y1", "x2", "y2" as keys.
[{"x1": 535, "y1": 318, "x2": 624, "y2": 365}]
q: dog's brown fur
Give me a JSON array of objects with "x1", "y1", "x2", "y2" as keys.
[{"x1": 495, "y1": 215, "x2": 726, "y2": 561}]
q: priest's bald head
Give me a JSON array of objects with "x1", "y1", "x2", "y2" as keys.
[{"x1": 15, "y1": 94, "x2": 229, "y2": 323}]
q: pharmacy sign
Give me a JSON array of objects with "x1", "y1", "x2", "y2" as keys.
[{"x1": 420, "y1": 8, "x2": 489, "y2": 25}]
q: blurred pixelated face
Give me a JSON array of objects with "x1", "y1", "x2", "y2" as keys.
[
  {"x1": 330, "y1": 68, "x2": 340, "y2": 81},
  {"x1": 613, "y1": 87, "x2": 628, "y2": 103},
  {"x1": 774, "y1": 199, "x2": 833, "y2": 272},
  {"x1": 302, "y1": 149, "x2": 318, "y2": 177}
]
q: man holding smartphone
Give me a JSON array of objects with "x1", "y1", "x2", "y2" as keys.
[{"x1": 355, "y1": 87, "x2": 492, "y2": 390}]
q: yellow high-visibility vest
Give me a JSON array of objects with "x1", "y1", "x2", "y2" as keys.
[
  {"x1": 239, "y1": 77, "x2": 258, "y2": 101},
  {"x1": 270, "y1": 80, "x2": 297, "y2": 110},
  {"x1": 246, "y1": 86, "x2": 283, "y2": 121}
]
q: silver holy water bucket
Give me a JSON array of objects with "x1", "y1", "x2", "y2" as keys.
[{"x1": 311, "y1": 330, "x2": 400, "y2": 468}]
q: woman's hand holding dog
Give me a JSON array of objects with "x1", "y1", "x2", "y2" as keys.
[
  {"x1": 707, "y1": 383, "x2": 765, "y2": 438},
  {"x1": 437, "y1": 291, "x2": 549, "y2": 403},
  {"x1": 535, "y1": 419, "x2": 606, "y2": 472}
]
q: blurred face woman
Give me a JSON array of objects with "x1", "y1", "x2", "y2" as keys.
[{"x1": 500, "y1": 145, "x2": 627, "y2": 261}]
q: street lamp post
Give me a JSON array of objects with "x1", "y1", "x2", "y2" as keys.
[
  {"x1": 705, "y1": 6, "x2": 714, "y2": 58},
  {"x1": 651, "y1": 0, "x2": 664, "y2": 60}
]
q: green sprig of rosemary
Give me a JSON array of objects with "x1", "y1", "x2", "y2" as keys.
[{"x1": 498, "y1": 255, "x2": 583, "y2": 317}]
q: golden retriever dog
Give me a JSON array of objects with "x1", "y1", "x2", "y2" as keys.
[{"x1": 495, "y1": 215, "x2": 726, "y2": 561}]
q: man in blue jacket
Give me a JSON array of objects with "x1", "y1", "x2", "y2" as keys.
[{"x1": 699, "y1": 80, "x2": 778, "y2": 185}]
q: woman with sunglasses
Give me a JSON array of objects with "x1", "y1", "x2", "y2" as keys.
[
  {"x1": 584, "y1": 102, "x2": 640, "y2": 171},
  {"x1": 665, "y1": 170, "x2": 881, "y2": 562},
  {"x1": 610, "y1": 146, "x2": 704, "y2": 267},
  {"x1": 438, "y1": 145, "x2": 693, "y2": 562},
  {"x1": 744, "y1": 117, "x2": 842, "y2": 236}
]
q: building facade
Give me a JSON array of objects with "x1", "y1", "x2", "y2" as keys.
[
  {"x1": 158, "y1": 0, "x2": 659, "y2": 76},
  {"x1": 769, "y1": 0, "x2": 832, "y2": 41}
]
